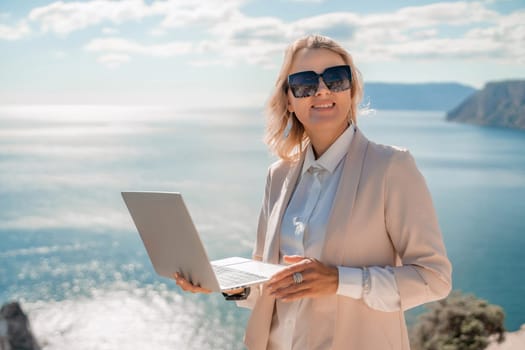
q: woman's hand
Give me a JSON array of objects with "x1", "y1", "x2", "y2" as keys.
[
  {"x1": 172, "y1": 273, "x2": 244, "y2": 296},
  {"x1": 266, "y1": 255, "x2": 338, "y2": 302},
  {"x1": 173, "y1": 272, "x2": 212, "y2": 294}
]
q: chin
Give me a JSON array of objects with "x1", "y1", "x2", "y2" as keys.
[{"x1": 308, "y1": 114, "x2": 346, "y2": 127}]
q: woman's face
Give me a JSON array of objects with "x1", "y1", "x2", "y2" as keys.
[{"x1": 287, "y1": 48, "x2": 352, "y2": 143}]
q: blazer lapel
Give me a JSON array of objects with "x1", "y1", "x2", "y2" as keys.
[
  {"x1": 321, "y1": 126, "x2": 369, "y2": 265},
  {"x1": 262, "y1": 153, "x2": 305, "y2": 264}
]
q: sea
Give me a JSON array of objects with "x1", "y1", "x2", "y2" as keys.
[{"x1": 0, "y1": 105, "x2": 524, "y2": 349}]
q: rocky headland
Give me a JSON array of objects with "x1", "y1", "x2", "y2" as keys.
[
  {"x1": 447, "y1": 80, "x2": 525, "y2": 130},
  {"x1": 0, "y1": 302, "x2": 40, "y2": 350}
]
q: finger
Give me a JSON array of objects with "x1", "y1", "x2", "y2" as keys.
[
  {"x1": 267, "y1": 275, "x2": 296, "y2": 292},
  {"x1": 185, "y1": 280, "x2": 212, "y2": 293},
  {"x1": 269, "y1": 259, "x2": 314, "y2": 283},
  {"x1": 283, "y1": 255, "x2": 306, "y2": 264},
  {"x1": 192, "y1": 286, "x2": 212, "y2": 294},
  {"x1": 270, "y1": 261, "x2": 309, "y2": 281},
  {"x1": 173, "y1": 273, "x2": 212, "y2": 293},
  {"x1": 268, "y1": 268, "x2": 312, "y2": 293},
  {"x1": 188, "y1": 282, "x2": 212, "y2": 293},
  {"x1": 173, "y1": 272, "x2": 185, "y2": 286},
  {"x1": 271, "y1": 279, "x2": 312, "y2": 299},
  {"x1": 224, "y1": 287, "x2": 245, "y2": 295},
  {"x1": 267, "y1": 269, "x2": 299, "y2": 289},
  {"x1": 174, "y1": 273, "x2": 191, "y2": 288}
]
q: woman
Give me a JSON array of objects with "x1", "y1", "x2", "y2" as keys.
[{"x1": 175, "y1": 34, "x2": 452, "y2": 350}]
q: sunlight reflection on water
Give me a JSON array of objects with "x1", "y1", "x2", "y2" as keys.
[{"x1": 27, "y1": 283, "x2": 247, "y2": 350}]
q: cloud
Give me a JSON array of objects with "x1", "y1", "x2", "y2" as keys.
[
  {"x1": 150, "y1": 27, "x2": 166, "y2": 37},
  {"x1": 198, "y1": 13, "x2": 290, "y2": 68},
  {"x1": 386, "y1": 1, "x2": 499, "y2": 27},
  {"x1": 380, "y1": 37, "x2": 504, "y2": 60},
  {"x1": 275, "y1": 2, "x2": 520, "y2": 64},
  {"x1": 290, "y1": 12, "x2": 359, "y2": 37},
  {"x1": 85, "y1": 37, "x2": 193, "y2": 66},
  {"x1": 153, "y1": 0, "x2": 245, "y2": 29},
  {"x1": 26, "y1": 0, "x2": 247, "y2": 35},
  {"x1": 0, "y1": 20, "x2": 31, "y2": 40},
  {"x1": 190, "y1": 1, "x2": 521, "y2": 67},
  {"x1": 102, "y1": 27, "x2": 119, "y2": 35},
  {"x1": 6, "y1": 0, "x2": 524, "y2": 67},
  {"x1": 84, "y1": 37, "x2": 192, "y2": 56},
  {"x1": 464, "y1": 9, "x2": 525, "y2": 63},
  {"x1": 28, "y1": 0, "x2": 155, "y2": 35},
  {"x1": 97, "y1": 53, "x2": 131, "y2": 68}
]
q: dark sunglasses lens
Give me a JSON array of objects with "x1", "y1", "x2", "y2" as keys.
[
  {"x1": 289, "y1": 72, "x2": 318, "y2": 98},
  {"x1": 323, "y1": 66, "x2": 351, "y2": 92},
  {"x1": 288, "y1": 65, "x2": 351, "y2": 98}
]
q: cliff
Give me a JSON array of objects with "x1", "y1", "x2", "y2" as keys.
[
  {"x1": 446, "y1": 80, "x2": 525, "y2": 130},
  {"x1": 0, "y1": 302, "x2": 40, "y2": 350}
]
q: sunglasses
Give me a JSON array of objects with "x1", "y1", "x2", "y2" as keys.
[{"x1": 287, "y1": 65, "x2": 352, "y2": 98}]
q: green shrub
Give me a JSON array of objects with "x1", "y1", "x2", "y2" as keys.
[{"x1": 410, "y1": 291, "x2": 505, "y2": 350}]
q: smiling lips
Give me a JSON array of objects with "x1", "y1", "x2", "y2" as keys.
[{"x1": 312, "y1": 102, "x2": 335, "y2": 110}]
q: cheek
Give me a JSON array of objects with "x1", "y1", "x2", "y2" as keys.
[
  {"x1": 289, "y1": 102, "x2": 311, "y2": 122},
  {"x1": 338, "y1": 94, "x2": 352, "y2": 113}
]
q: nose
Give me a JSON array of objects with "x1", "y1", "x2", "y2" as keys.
[{"x1": 315, "y1": 77, "x2": 331, "y2": 96}]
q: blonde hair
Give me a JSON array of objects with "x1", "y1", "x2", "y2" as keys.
[{"x1": 264, "y1": 34, "x2": 364, "y2": 161}]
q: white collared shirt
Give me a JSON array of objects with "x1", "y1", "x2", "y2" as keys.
[{"x1": 267, "y1": 125, "x2": 401, "y2": 350}]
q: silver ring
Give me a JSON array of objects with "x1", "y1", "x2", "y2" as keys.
[{"x1": 292, "y1": 272, "x2": 303, "y2": 284}]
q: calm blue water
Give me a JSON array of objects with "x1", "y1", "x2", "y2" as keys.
[{"x1": 0, "y1": 106, "x2": 524, "y2": 349}]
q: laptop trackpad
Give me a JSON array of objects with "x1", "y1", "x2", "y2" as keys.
[{"x1": 211, "y1": 257, "x2": 285, "y2": 277}]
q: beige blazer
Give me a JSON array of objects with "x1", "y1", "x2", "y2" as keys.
[{"x1": 243, "y1": 127, "x2": 452, "y2": 350}]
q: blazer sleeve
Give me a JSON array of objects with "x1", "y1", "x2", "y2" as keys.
[{"x1": 385, "y1": 149, "x2": 452, "y2": 311}]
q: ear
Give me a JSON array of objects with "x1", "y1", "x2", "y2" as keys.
[{"x1": 287, "y1": 95, "x2": 294, "y2": 113}]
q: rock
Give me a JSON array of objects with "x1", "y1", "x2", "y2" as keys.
[
  {"x1": 446, "y1": 80, "x2": 525, "y2": 130},
  {"x1": 1, "y1": 318, "x2": 10, "y2": 350},
  {"x1": 487, "y1": 324, "x2": 525, "y2": 350},
  {"x1": 0, "y1": 302, "x2": 40, "y2": 350}
]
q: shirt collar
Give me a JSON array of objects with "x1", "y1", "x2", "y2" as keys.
[{"x1": 302, "y1": 124, "x2": 355, "y2": 175}]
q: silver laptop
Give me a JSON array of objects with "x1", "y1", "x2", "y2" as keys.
[{"x1": 121, "y1": 191, "x2": 284, "y2": 292}]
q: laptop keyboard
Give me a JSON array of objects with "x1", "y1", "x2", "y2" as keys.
[{"x1": 213, "y1": 265, "x2": 267, "y2": 286}]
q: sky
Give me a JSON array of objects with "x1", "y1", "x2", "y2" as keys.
[{"x1": 0, "y1": 0, "x2": 524, "y2": 107}]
